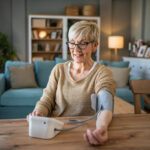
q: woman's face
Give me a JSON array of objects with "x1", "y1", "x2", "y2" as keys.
[{"x1": 68, "y1": 39, "x2": 98, "y2": 63}]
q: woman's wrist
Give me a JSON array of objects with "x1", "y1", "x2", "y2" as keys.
[
  {"x1": 96, "y1": 121, "x2": 109, "y2": 130},
  {"x1": 96, "y1": 110, "x2": 112, "y2": 130}
]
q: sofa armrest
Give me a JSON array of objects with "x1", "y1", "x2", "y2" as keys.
[{"x1": 0, "y1": 73, "x2": 5, "y2": 95}]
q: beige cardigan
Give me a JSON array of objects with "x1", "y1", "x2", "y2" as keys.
[{"x1": 34, "y1": 62, "x2": 116, "y2": 117}]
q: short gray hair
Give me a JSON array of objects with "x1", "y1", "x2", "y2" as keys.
[{"x1": 68, "y1": 21, "x2": 99, "y2": 42}]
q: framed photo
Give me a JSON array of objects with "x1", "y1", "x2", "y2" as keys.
[
  {"x1": 51, "y1": 31, "x2": 57, "y2": 39},
  {"x1": 137, "y1": 45, "x2": 147, "y2": 57},
  {"x1": 144, "y1": 47, "x2": 150, "y2": 58}
]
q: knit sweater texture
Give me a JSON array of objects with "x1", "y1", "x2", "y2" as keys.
[{"x1": 34, "y1": 62, "x2": 116, "y2": 117}]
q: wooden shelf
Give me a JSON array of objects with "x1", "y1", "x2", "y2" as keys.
[
  {"x1": 32, "y1": 27, "x2": 62, "y2": 30},
  {"x1": 32, "y1": 39, "x2": 62, "y2": 41},
  {"x1": 32, "y1": 51, "x2": 62, "y2": 54}
]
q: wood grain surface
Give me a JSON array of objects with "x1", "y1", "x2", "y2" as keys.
[{"x1": 0, "y1": 114, "x2": 150, "y2": 150}]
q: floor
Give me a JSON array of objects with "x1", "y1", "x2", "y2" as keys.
[{"x1": 114, "y1": 96, "x2": 146, "y2": 114}]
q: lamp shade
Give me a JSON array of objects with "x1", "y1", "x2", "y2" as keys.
[{"x1": 108, "y1": 36, "x2": 124, "y2": 49}]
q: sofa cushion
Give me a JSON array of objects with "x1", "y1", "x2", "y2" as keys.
[
  {"x1": 108, "y1": 66, "x2": 131, "y2": 88},
  {"x1": 55, "y1": 57, "x2": 67, "y2": 64},
  {"x1": 5, "y1": 61, "x2": 30, "y2": 89},
  {"x1": 116, "y1": 87, "x2": 134, "y2": 104},
  {"x1": 34, "y1": 60, "x2": 55, "y2": 88},
  {"x1": 100, "y1": 60, "x2": 129, "y2": 68},
  {"x1": 0, "y1": 106, "x2": 35, "y2": 119},
  {"x1": 8, "y1": 65, "x2": 38, "y2": 89},
  {"x1": 0, "y1": 88, "x2": 43, "y2": 106}
]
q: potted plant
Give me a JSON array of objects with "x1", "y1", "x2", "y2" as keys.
[{"x1": 0, "y1": 32, "x2": 17, "y2": 73}]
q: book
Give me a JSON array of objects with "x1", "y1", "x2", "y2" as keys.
[
  {"x1": 32, "y1": 57, "x2": 44, "y2": 61},
  {"x1": 54, "y1": 43, "x2": 60, "y2": 51},
  {"x1": 56, "y1": 30, "x2": 62, "y2": 39},
  {"x1": 32, "y1": 30, "x2": 38, "y2": 39}
]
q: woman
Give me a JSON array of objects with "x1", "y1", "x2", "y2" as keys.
[{"x1": 27, "y1": 21, "x2": 116, "y2": 146}]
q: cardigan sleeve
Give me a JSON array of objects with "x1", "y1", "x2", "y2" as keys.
[{"x1": 95, "y1": 65, "x2": 116, "y2": 97}]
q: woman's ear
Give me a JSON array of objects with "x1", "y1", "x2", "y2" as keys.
[{"x1": 92, "y1": 42, "x2": 98, "y2": 52}]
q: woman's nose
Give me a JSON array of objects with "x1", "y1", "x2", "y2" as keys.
[{"x1": 74, "y1": 45, "x2": 81, "y2": 51}]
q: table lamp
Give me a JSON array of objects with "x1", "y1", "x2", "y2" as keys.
[{"x1": 108, "y1": 36, "x2": 124, "y2": 56}]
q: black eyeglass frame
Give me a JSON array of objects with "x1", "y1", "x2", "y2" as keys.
[{"x1": 66, "y1": 41, "x2": 94, "y2": 50}]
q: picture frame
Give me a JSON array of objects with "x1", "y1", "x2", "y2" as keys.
[
  {"x1": 137, "y1": 45, "x2": 147, "y2": 57},
  {"x1": 51, "y1": 31, "x2": 57, "y2": 39},
  {"x1": 144, "y1": 47, "x2": 150, "y2": 58}
]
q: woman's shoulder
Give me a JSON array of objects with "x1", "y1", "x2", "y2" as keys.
[
  {"x1": 53, "y1": 61, "x2": 70, "y2": 71},
  {"x1": 95, "y1": 62, "x2": 112, "y2": 74}
]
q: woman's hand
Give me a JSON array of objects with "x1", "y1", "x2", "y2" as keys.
[
  {"x1": 26, "y1": 110, "x2": 44, "y2": 122},
  {"x1": 83, "y1": 125, "x2": 108, "y2": 146}
]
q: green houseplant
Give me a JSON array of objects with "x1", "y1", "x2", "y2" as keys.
[{"x1": 0, "y1": 32, "x2": 17, "y2": 72}]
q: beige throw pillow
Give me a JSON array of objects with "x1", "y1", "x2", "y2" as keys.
[
  {"x1": 108, "y1": 66, "x2": 131, "y2": 88},
  {"x1": 8, "y1": 64, "x2": 38, "y2": 89}
]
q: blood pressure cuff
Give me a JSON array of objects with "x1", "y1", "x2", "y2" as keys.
[{"x1": 91, "y1": 90, "x2": 114, "y2": 113}]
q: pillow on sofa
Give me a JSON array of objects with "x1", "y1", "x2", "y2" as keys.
[
  {"x1": 34, "y1": 60, "x2": 55, "y2": 88},
  {"x1": 100, "y1": 60, "x2": 129, "y2": 68},
  {"x1": 5, "y1": 61, "x2": 30, "y2": 89},
  {"x1": 108, "y1": 66, "x2": 131, "y2": 88},
  {"x1": 8, "y1": 64, "x2": 38, "y2": 89},
  {"x1": 55, "y1": 57, "x2": 67, "y2": 64}
]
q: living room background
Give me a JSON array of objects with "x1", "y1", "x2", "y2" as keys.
[{"x1": 0, "y1": 0, "x2": 150, "y2": 61}]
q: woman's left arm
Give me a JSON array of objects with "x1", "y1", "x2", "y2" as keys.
[{"x1": 84, "y1": 110, "x2": 112, "y2": 146}]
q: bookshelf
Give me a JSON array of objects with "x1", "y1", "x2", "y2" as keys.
[{"x1": 28, "y1": 15, "x2": 100, "y2": 63}]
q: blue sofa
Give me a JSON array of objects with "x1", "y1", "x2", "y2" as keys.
[{"x1": 0, "y1": 58, "x2": 143, "y2": 119}]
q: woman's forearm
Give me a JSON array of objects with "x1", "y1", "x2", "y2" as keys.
[{"x1": 96, "y1": 110, "x2": 113, "y2": 129}]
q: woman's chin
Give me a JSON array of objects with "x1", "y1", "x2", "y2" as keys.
[{"x1": 73, "y1": 58, "x2": 84, "y2": 63}]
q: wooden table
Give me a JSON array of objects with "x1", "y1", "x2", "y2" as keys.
[{"x1": 0, "y1": 114, "x2": 150, "y2": 150}]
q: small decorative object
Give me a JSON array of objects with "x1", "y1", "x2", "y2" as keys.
[
  {"x1": 39, "y1": 31, "x2": 47, "y2": 39},
  {"x1": 38, "y1": 44, "x2": 43, "y2": 51},
  {"x1": 82, "y1": 5, "x2": 96, "y2": 16},
  {"x1": 137, "y1": 45, "x2": 147, "y2": 57},
  {"x1": 45, "y1": 43, "x2": 50, "y2": 52},
  {"x1": 132, "y1": 45, "x2": 136, "y2": 56},
  {"x1": 144, "y1": 47, "x2": 150, "y2": 58},
  {"x1": 32, "y1": 43, "x2": 38, "y2": 51},
  {"x1": 65, "y1": 5, "x2": 79, "y2": 16},
  {"x1": 128, "y1": 42, "x2": 132, "y2": 56}
]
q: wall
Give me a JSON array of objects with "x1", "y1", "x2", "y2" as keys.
[
  {"x1": 131, "y1": 0, "x2": 150, "y2": 43},
  {"x1": 1, "y1": 0, "x2": 146, "y2": 62},
  {"x1": 144, "y1": 0, "x2": 150, "y2": 42},
  {"x1": 131, "y1": 0, "x2": 143, "y2": 41},
  {"x1": 0, "y1": 0, "x2": 99, "y2": 61},
  {"x1": 0, "y1": 0, "x2": 12, "y2": 43},
  {"x1": 100, "y1": 0, "x2": 131, "y2": 61}
]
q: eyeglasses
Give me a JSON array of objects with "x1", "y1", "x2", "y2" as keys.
[{"x1": 66, "y1": 41, "x2": 94, "y2": 50}]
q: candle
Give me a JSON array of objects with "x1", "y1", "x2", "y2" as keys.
[
  {"x1": 128, "y1": 42, "x2": 131, "y2": 51},
  {"x1": 133, "y1": 45, "x2": 136, "y2": 53}
]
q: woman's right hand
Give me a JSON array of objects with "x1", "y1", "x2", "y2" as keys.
[{"x1": 26, "y1": 110, "x2": 43, "y2": 122}]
